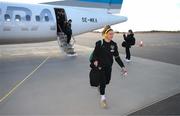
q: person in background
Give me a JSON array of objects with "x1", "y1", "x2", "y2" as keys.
[
  {"x1": 64, "y1": 19, "x2": 72, "y2": 44},
  {"x1": 123, "y1": 29, "x2": 135, "y2": 62}
]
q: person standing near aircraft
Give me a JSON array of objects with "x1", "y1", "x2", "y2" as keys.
[
  {"x1": 64, "y1": 19, "x2": 72, "y2": 44},
  {"x1": 122, "y1": 29, "x2": 135, "y2": 62},
  {"x1": 91, "y1": 26, "x2": 127, "y2": 108}
]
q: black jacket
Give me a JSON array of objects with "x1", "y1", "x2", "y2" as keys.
[
  {"x1": 64, "y1": 23, "x2": 72, "y2": 35},
  {"x1": 123, "y1": 34, "x2": 135, "y2": 47},
  {"x1": 91, "y1": 40, "x2": 124, "y2": 68}
]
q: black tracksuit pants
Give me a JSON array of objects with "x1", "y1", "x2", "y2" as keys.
[
  {"x1": 67, "y1": 34, "x2": 71, "y2": 44},
  {"x1": 125, "y1": 47, "x2": 131, "y2": 60},
  {"x1": 99, "y1": 67, "x2": 112, "y2": 95}
]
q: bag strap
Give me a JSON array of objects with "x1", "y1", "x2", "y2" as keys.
[
  {"x1": 97, "y1": 39, "x2": 103, "y2": 47},
  {"x1": 100, "y1": 40, "x2": 103, "y2": 46},
  {"x1": 89, "y1": 40, "x2": 103, "y2": 62}
]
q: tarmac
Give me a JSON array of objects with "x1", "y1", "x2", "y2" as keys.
[{"x1": 0, "y1": 32, "x2": 180, "y2": 115}]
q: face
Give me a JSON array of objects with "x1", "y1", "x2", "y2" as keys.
[
  {"x1": 106, "y1": 30, "x2": 114, "y2": 41},
  {"x1": 128, "y1": 30, "x2": 132, "y2": 35}
]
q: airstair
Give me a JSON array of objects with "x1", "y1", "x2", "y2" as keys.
[{"x1": 57, "y1": 32, "x2": 77, "y2": 56}]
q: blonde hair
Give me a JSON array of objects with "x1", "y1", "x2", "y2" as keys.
[
  {"x1": 102, "y1": 25, "x2": 111, "y2": 35},
  {"x1": 102, "y1": 26, "x2": 113, "y2": 39},
  {"x1": 104, "y1": 28, "x2": 112, "y2": 35}
]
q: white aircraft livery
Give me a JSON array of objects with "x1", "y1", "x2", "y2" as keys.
[{"x1": 0, "y1": 0, "x2": 127, "y2": 48}]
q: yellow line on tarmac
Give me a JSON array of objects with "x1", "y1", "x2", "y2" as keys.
[{"x1": 0, "y1": 56, "x2": 50, "y2": 103}]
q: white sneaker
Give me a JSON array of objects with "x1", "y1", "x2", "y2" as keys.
[
  {"x1": 125, "y1": 59, "x2": 131, "y2": 62},
  {"x1": 100, "y1": 99, "x2": 108, "y2": 108}
]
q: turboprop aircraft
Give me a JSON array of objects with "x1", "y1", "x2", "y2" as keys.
[{"x1": 0, "y1": 0, "x2": 127, "y2": 55}]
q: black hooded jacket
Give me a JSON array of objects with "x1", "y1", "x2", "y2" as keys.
[
  {"x1": 91, "y1": 40, "x2": 124, "y2": 68},
  {"x1": 123, "y1": 34, "x2": 135, "y2": 47}
]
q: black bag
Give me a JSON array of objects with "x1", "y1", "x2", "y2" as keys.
[
  {"x1": 130, "y1": 37, "x2": 135, "y2": 45},
  {"x1": 89, "y1": 40, "x2": 104, "y2": 87},
  {"x1": 89, "y1": 68, "x2": 102, "y2": 87},
  {"x1": 121, "y1": 41, "x2": 127, "y2": 47}
]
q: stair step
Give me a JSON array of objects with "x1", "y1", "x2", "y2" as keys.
[{"x1": 57, "y1": 32, "x2": 75, "y2": 55}]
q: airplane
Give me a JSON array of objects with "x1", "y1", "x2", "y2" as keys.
[{"x1": 0, "y1": 0, "x2": 127, "y2": 55}]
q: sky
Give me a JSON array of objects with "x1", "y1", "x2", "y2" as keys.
[
  {"x1": 0, "y1": 0, "x2": 180, "y2": 31},
  {"x1": 117, "y1": 0, "x2": 180, "y2": 31}
]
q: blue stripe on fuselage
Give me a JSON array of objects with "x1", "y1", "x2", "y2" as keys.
[{"x1": 79, "y1": 0, "x2": 123, "y2": 4}]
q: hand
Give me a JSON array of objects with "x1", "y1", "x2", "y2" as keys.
[
  {"x1": 121, "y1": 67, "x2": 127, "y2": 76},
  {"x1": 94, "y1": 61, "x2": 98, "y2": 67}
]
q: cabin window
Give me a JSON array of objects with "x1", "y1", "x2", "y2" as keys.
[
  {"x1": 15, "y1": 15, "x2": 21, "y2": 22},
  {"x1": 36, "y1": 15, "x2": 40, "y2": 22},
  {"x1": 26, "y1": 15, "x2": 31, "y2": 21},
  {"x1": 4, "y1": 14, "x2": 11, "y2": 22},
  {"x1": 45, "y1": 16, "x2": 49, "y2": 22}
]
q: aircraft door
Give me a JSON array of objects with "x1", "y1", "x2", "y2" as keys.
[{"x1": 54, "y1": 8, "x2": 67, "y2": 34}]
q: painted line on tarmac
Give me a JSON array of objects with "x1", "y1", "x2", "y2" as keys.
[
  {"x1": 75, "y1": 44, "x2": 93, "y2": 51},
  {"x1": 11, "y1": 53, "x2": 27, "y2": 56},
  {"x1": 124, "y1": 87, "x2": 180, "y2": 116},
  {"x1": 32, "y1": 51, "x2": 49, "y2": 55},
  {"x1": 0, "y1": 56, "x2": 50, "y2": 103},
  {"x1": 135, "y1": 42, "x2": 180, "y2": 47}
]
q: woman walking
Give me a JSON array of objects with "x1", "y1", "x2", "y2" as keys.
[{"x1": 90, "y1": 26, "x2": 127, "y2": 108}]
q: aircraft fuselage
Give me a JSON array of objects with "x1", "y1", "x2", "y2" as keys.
[{"x1": 0, "y1": 2, "x2": 127, "y2": 44}]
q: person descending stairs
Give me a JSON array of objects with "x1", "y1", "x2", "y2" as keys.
[{"x1": 57, "y1": 32, "x2": 77, "y2": 56}]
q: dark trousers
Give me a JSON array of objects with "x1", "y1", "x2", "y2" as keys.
[
  {"x1": 125, "y1": 47, "x2": 131, "y2": 60},
  {"x1": 67, "y1": 34, "x2": 71, "y2": 44},
  {"x1": 99, "y1": 67, "x2": 112, "y2": 95}
]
